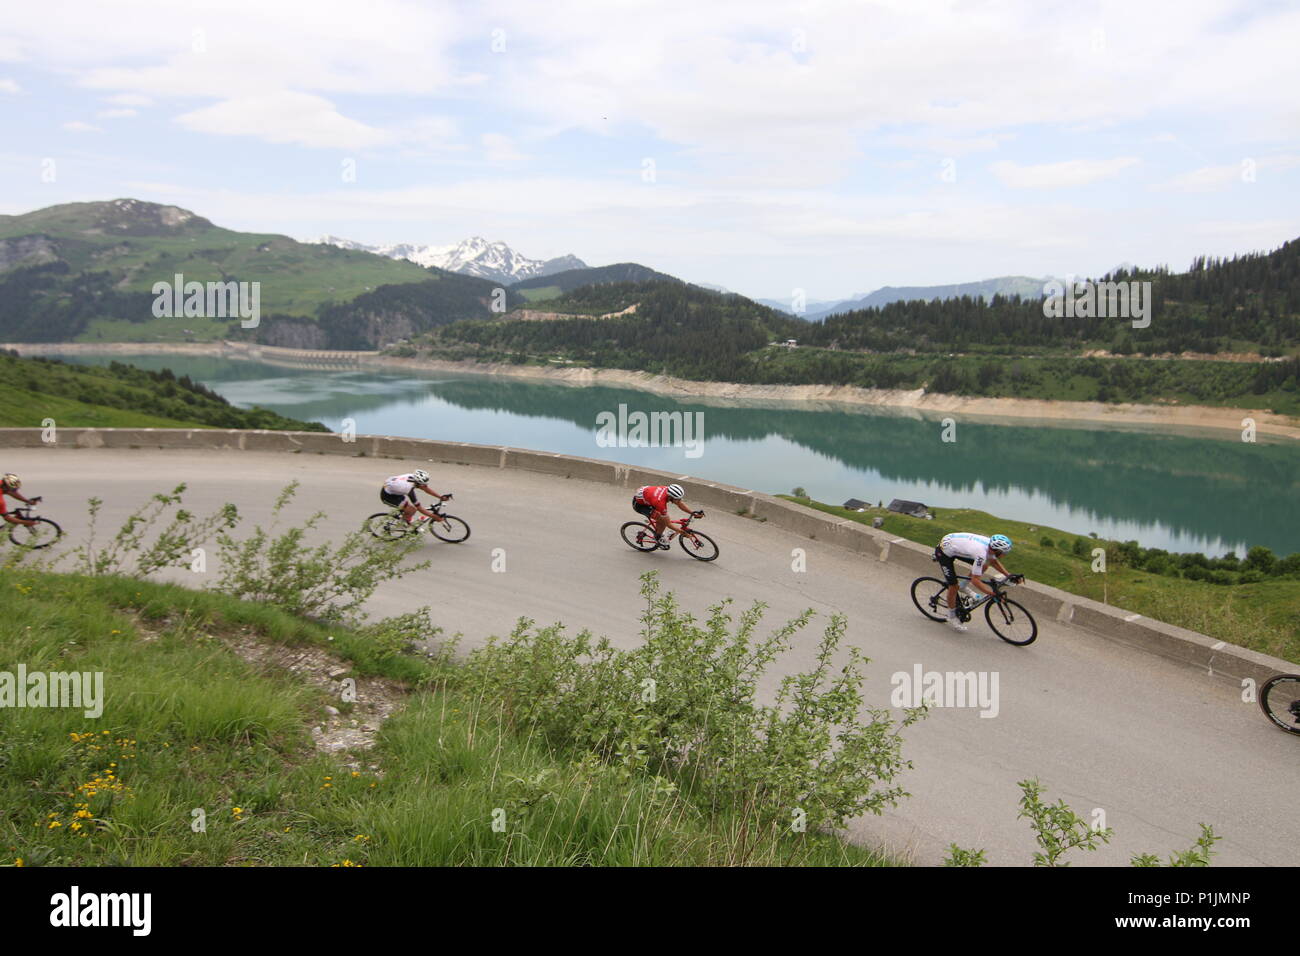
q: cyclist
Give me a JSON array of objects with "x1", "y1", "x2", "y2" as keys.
[
  {"x1": 0, "y1": 474, "x2": 40, "y2": 529},
  {"x1": 380, "y1": 469, "x2": 448, "y2": 525},
  {"x1": 632, "y1": 483, "x2": 701, "y2": 549},
  {"x1": 934, "y1": 532, "x2": 1023, "y2": 631}
]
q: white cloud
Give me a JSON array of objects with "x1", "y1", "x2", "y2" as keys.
[
  {"x1": 990, "y1": 157, "x2": 1140, "y2": 189},
  {"x1": 62, "y1": 120, "x2": 102, "y2": 133},
  {"x1": 0, "y1": 78, "x2": 19, "y2": 94},
  {"x1": 104, "y1": 93, "x2": 152, "y2": 106},
  {"x1": 1155, "y1": 155, "x2": 1300, "y2": 192},
  {"x1": 174, "y1": 92, "x2": 450, "y2": 151},
  {"x1": 96, "y1": 108, "x2": 137, "y2": 119},
  {"x1": 482, "y1": 133, "x2": 526, "y2": 164}
]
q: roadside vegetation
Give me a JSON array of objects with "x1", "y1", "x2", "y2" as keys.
[{"x1": 782, "y1": 494, "x2": 1300, "y2": 664}]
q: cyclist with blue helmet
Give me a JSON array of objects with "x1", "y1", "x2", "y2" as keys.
[{"x1": 934, "y1": 532, "x2": 1022, "y2": 631}]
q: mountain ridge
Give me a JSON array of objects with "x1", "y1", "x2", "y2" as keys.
[{"x1": 314, "y1": 234, "x2": 587, "y2": 286}]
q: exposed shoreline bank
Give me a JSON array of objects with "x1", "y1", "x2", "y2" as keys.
[{"x1": 9, "y1": 340, "x2": 1299, "y2": 440}]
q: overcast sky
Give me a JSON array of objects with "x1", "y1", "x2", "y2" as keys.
[{"x1": 2, "y1": 0, "x2": 1298, "y2": 301}]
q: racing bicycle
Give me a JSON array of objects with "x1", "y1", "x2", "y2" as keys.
[
  {"x1": 910, "y1": 567, "x2": 1038, "y2": 646},
  {"x1": 1260, "y1": 674, "x2": 1300, "y2": 736},
  {"x1": 5, "y1": 499, "x2": 63, "y2": 550},
  {"x1": 365, "y1": 495, "x2": 470, "y2": 544},
  {"x1": 620, "y1": 510, "x2": 719, "y2": 562}
]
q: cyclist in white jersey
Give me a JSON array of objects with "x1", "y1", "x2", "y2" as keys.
[
  {"x1": 934, "y1": 532, "x2": 1022, "y2": 631},
  {"x1": 380, "y1": 469, "x2": 448, "y2": 525}
]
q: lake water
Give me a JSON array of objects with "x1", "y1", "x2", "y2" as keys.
[{"x1": 56, "y1": 353, "x2": 1300, "y2": 558}]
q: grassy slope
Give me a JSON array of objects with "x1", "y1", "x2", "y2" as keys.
[
  {"x1": 0, "y1": 381, "x2": 210, "y2": 428},
  {"x1": 0, "y1": 571, "x2": 887, "y2": 867},
  {"x1": 0, "y1": 354, "x2": 323, "y2": 430},
  {"x1": 782, "y1": 496, "x2": 1299, "y2": 663}
]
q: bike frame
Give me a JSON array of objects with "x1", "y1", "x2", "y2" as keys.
[
  {"x1": 953, "y1": 574, "x2": 1014, "y2": 620},
  {"x1": 646, "y1": 513, "x2": 698, "y2": 541}
]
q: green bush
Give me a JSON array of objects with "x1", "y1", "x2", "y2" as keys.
[
  {"x1": 216, "y1": 482, "x2": 429, "y2": 624},
  {"x1": 459, "y1": 572, "x2": 924, "y2": 836}
]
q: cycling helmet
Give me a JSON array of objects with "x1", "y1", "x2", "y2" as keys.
[
  {"x1": 1, "y1": 474, "x2": 19, "y2": 491},
  {"x1": 411, "y1": 469, "x2": 430, "y2": 484},
  {"x1": 666, "y1": 483, "x2": 685, "y2": 500},
  {"x1": 989, "y1": 534, "x2": 1012, "y2": 553}
]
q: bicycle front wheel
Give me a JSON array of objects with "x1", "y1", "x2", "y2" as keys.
[
  {"x1": 678, "y1": 529, "x2": 719, "y2": 562},
  {"x1": 8, "y1": 517, "x2": 63, "y2": 550},
  {"x1": 431, "y1": 515, "x2": 470, "y2": 543},
  {"x1": 366, "y1": 512, "x2": 412, "y2": 542},
  {"x1": 910, "y1": 577, "x2": 953, "y2": 622},
  {"x1": 986, "y1": 596, "x2": 1037, "y2": 646},
  {"x1": 1260, "y1": 674, "x2": 1300, "y2": 735},
  {"x1": 620, "y1": 521, "x2": 659, "y2": 552}
]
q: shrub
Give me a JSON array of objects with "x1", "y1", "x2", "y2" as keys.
[
  {"x1": 1244, "y1": 546, "x2": 1277, "y2": 575},
  {"x1": 459, "y1": 572, "x2": 925, "y2": 835},
  {"x1": 215, "y1": 482, "x2": 429, "y2": 624}
]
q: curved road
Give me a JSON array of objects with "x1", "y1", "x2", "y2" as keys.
[{"x1": 8, "y1": 445, "x2": 1295, "y2": 866}]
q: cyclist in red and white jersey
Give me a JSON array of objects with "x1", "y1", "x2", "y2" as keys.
[
  {"x1": 0, "y1": 474, "x2": 40, "y2": 529},
  {"x1": 934, "y1": 532, "x2": 1022, "y2": 631},
  {"x1": 380, "y1": 469, "x2": 448, "y2": 525},
  {"x1": 632, "y1": 483, "x2": 699, "y2": 550}
]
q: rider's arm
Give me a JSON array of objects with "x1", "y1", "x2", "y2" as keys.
[
  {"x1": 416, "y1": 482, "x2": 446, "y2": 501},
  {"x1": 989, "y1": 556, "x2": 1010, "y2": 577},
  {"x1": 412, "y1": 484, "x2": 445, "y2": 518},
  {"x1": 673, "y1": 498, "x2": 693, "y2": 515}
]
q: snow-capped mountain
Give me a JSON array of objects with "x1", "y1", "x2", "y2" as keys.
[{"x1": 314, "y1": 234, "x2": 586, "y2": 285}]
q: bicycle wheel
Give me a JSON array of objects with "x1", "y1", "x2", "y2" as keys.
[
  {"x1": 985, "y1": 596, "x2": 1037, "y2": 646},
  {"x1": 1260, "y1": 674, "x2": 1300, "y2": 736},
  {"x1": 431, "y1": 514, "x2": 470, "y2": 543},
  {"x1": 910, "y1": 577, "x2": 954, "y2": 622},
  {"x1": 678, "y1": 529, "x2": 719, "y2": 562},
  {"x1": 620, "y1": 521, "x2": 659, "y2": 552},
  {"x1": 8, "y1": 517, "x2": 63, "y2": 549},
  {"x1": 366, "y1": 512, "x2": 412, "y2": 542}
]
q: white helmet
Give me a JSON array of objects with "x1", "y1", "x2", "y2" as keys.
[
  {"x1": 412, "y1": 469, "x2": 430, "y2": 484},
  {"x1": 666, "y1": 483, "x2": 685, "y2": 500}
]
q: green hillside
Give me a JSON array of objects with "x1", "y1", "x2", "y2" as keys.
[
  {"x1": 0, "y1": 199, "x2": 512, "y2": 348},
  {"x1": 416, "y1": 245, "x2": 1300, "y2": 414},
  {"x1": 509, "y1": 263, "x2": 678, "y2": 301},
  {"x1": 0, "y1": 352, "x2": 325, "y2": 430}
]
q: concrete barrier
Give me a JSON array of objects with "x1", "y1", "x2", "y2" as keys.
[
  {"x1": 1, "y1": 426, "x2": 1292, "y2": 684},
  {"x1": 504, "y1": 448, "x2": 620, "y2": 483}
]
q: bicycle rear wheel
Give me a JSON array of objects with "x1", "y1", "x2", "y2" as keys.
[
  {"x1": 1260, "y1": 674, "x2": 1300, "y2": 735},
  {"x1": 620, "y1": 521, "x2": 659, "y2": 552},
  {"x1": 985, "y1": 596, "x2": 1037, "y2": 646},
  {"x1": 8, "y1": 517, "x2": 62, "y2": 549},
  {"x1": 431, "y1": 514, "x2": 470, "y2": 543},
  {"x1": 366, "y1": 512, "x2": 413, "y2": 542},
  {"x1": 910, "y1": 577, "x2": 953, "y2": 622},
  {"x1": 678, "y1": 529, "x2": 719, "y2": 562}
]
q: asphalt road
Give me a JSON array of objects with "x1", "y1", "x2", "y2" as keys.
[{"x1": 6, "y1": 445, "x2": 1295, "y2": 866}]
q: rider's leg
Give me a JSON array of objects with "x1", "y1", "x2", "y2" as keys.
[{"x1": 400, "y1": 501, "x2": 416, "y2": 523}]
